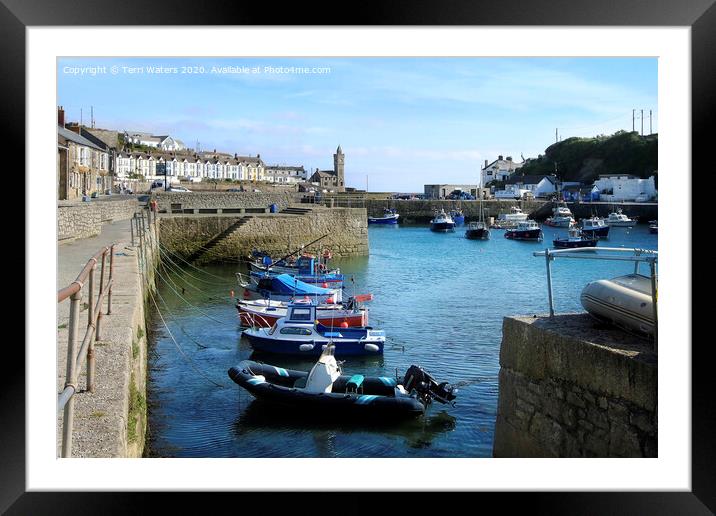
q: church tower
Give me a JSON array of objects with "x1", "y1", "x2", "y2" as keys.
[{"x1": 333, "y1": 144, "x2": 345, "y2": 192}]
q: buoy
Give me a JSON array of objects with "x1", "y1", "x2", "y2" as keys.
[
  {"x1": 340, "y1": 321, "x2": 349, "y2": 328},
  {"x1": 326, "y1": 297, "x2": 334, "y2": 304},
  {"x1": 364, "y1": 343, "x2": 380, "y2": 352},
  {"x1": 321, "y1": 282, "x2": 328, "y2": 289},
  {"x1": 243, "y1": 290, "x2": 250, "y2": 299},
  {"x1": 299, "y1": 343, "x2": 315, "y2": 352},
  {"x1": 230, "y1": 290, "x2": 234, "y2": 298}
]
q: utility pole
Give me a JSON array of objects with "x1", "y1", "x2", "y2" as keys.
[
  {"x1": 555, "y1": 128, "x2": 558, "y2": 143},
  {"x1": 632, "y1": 109, "x2": 635, "y2": 132},
  {"x1": 91, "y1": 106, "x2": 94, "y2": 128},
  {"x1": 649, "y1": 110, "x2": 652, "y2": 134},
  {"x1": 641, "y1": 109, "x2": 644, "y2": 136},
  {"x1": 366, "y1": 175, "x2": 368, "y2": 192}
]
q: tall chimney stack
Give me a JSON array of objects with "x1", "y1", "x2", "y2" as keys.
[{"x1": 57, "y1": 106, "x2": 65, "y2": 128}]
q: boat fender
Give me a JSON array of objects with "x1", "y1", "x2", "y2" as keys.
[
  {"x1": 299, "y1": 343, "x2": 315, "y2": 352},
  {"x1": 364, "y1": 343, "x2": 380, "y2": 353}
]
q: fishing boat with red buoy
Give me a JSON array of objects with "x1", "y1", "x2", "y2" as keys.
[
  {"x1": 242, "y1": 303, "x2": 385, "y2": 356},
  {"x1": 237, "y1": 294, "x2": 372, "y2": 328},
  {"x1": 504, "y1": 220, "x2": 543, "y2": 241}
]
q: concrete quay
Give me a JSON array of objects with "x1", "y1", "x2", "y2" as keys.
[
  {"x1": 57, "y1": 218, "x2": 155, "y2": 457},
  {"x1": 493, "y1": 313, "x2": 657, "y2": 458}
]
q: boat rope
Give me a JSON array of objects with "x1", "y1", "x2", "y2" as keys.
[
  {"x1": 147, "y1": 287, "x2": 225, "y2": 388},
  {"x1": 159, "y1": 253, "x2": 231, "y2": 303},
  {"x1": 156, "y1": 242, "x2": 233, "y2": 282},
  {"x1": 155, "y1": 265, "x2": 236, "y2": 326},
  {"x1": 152, "y1": 286, "x2": 209, "y2": 349},
  {"x1": 157, "y1": 245, "x2": 228, "y2": 287}
]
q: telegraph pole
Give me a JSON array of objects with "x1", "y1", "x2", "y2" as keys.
[
  {"x1": 641, "y1": 109, "x2": 644, "y2": 136},
  {"x1": 555, "y1": 128, "x2": 558, "y2": 143},
  {"x1": 632, "y1": 109, "x2": 635, "y2": 132},
  {"x1": 649, "y1": 110, "x2": 652, "y2": 134}
]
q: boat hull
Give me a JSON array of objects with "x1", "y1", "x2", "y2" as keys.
[
  {"x1": 580, "y1": 226, "x2": 610, "y2": 238},
  {"x1": 430, "y1": 222, "x2": 455, "y2": 232},
  {"x1": 228, "y1": 361, "x2": 424, "y2": 418},
  {"x1": 544, "y1": 218, "x2": 574, "y2": 228},
  {"x1": 649, "y1": 225, "x2": 658, "y2": 234},
  {"x1": 368, "y1": 214, "x2": 400, "y2": 224},
  {"x1": 465, "y1": 228, "x2": 490, "y2": 240},
  {"x1": 451, "y1": 215, "x2": 465, "y2": 226},
  {"x1": 240, "y1": 287, "x2": 341, "y2": 304},
  {"x1": 505, "y1": 228, "x2": 543, "y2": 241},
  {"x1": 552, "y1": 239, "x2": 598, "y2": 249},
  {"x1": 243, "y1": 330, "x2": 385, "y2": 356},
  {"x1": 237, "y1": 303, "x2": 368, "y2": 328},
  {"x1": 606, "y1": 221, "x2": 635, "y2": 227}
]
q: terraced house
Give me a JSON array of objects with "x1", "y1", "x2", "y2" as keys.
[{"x1": 57, "y1": 107, "x2": 110, "y2": 200}]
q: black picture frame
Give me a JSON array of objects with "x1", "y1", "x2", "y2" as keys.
[{"x1": 7, "y1": 0, "x2": 711, "y2": 513}]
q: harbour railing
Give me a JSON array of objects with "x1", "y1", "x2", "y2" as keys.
[
  {"x1": 533, "y1": 247, "x2": 658, "y2": 350},
  {"x1": 57, "y1": 243, "x2": 116, "y2": 457}
]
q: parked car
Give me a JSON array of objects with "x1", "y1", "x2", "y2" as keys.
[{"x1": 167, "y1": 186, "x2": 192, "y2": 193}]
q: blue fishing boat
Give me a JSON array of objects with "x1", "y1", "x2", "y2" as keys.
[
  {"x1": 249, "y1": 269, "x2": 344, "y2": 287},
  {"x1": 249, "y1": 250, "x2": 339, "y2": 276},
  {"x1": 368, "y1": 208, "x2": 400, "y2": 224},
  {"x1": 238, "y1": 273, "x2": 342, "y2": 304},
  {"x1": 580, "y1": 216, "x2": 610, "y2": 239},
  {"x1": 450, "y1": 209, "x2": 465, "y2": 226},
  {"x1": 228, "y1": 344, "x2": 457, "y2": 419},
  {"x1": 553, "y1": 227, "x2": 598, "y2": 249},
  {"x1": 242, "y1": 303, "x2": 384, "y2": 356}
]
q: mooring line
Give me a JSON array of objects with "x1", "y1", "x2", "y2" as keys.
[
  {"x1": 157, "y1": 242, "x2": 236, "y2": 281},
  {"x1": 147, "y1": 288, "x2": 225, "y2": 388},
  {"x1": 157, "y1": 245, "x2": 228, "y2": 286},
  {"x1": 159, "y1": 253, "x2": 230, "y2": 303},
  {"x1": 155, "y1": 264, "x2": 236, "y2": 326},
  {"x1": 153, "y1": 286, "x2": 209, "y2": 349}
]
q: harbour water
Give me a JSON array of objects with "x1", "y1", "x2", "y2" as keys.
[{"x1": 146, "y1": 222, "x2": 657, "y2": 457}]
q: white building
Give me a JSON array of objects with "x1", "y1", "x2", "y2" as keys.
[
  {"x1": 481, "y1": 155, "x2": 524, "y2": 187},
  {"x1": 123, "y1": 131, "x2": 186, "y2": 151},
  {"x1": 594, "y1": 174, "x2": 657, "y2": 202},
  {"x1": 495, "y1": 175, "x2": 557, "y2": 199},
  {"x1": 264, "y1": 165, "x2": 307, "y2": 184}
]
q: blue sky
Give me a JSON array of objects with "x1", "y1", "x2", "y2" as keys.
[{"x1": 58, "y1": 57, "x2": 657, "y2": 191}]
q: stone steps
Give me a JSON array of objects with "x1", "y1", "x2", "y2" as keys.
[
  {"x1": 280, "y1": 207, "x2": 313, "y2": 216},
  {"x1": 187, "y1": 216, "x2": 252, "y2": 263}
]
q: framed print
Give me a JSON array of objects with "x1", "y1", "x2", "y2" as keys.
[{"x1": 7, "y1": 0, "x2": 712, "y2": 512}]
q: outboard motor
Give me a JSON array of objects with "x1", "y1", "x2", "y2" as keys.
[{"x1": 403, "y1": 365, "x2": 457, "y2": 406}]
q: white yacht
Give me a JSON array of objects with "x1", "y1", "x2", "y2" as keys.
[
  {"x1": 606, "y1": 208, "x2": 636, "y2": 227},
  {"x1": 544, "y1": 202, "x2": 575, "y2": 228},
  {"x1": 497, "y1": 206, "x2": 528, "y2": 223}
]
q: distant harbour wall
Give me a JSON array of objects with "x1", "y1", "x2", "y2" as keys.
[
  {"x1": 154, "y1": 191, "x2": 304, "y2": 214},
  {"x1": 158, "y1": 207, "x2": 368, "y2": 264},
  {"x1": 493, "y1": 314, "x2": 657, "y2": 457},
  {"x1": 58, "y1": 198, "x2": 138, "y2": 242},
  {"x1": 365, "y1": 199, "x2": 657, "y2": 223}
]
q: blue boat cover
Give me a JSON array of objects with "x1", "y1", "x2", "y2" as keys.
[{"x1": 268, "y1": 274, "x2": 334, "y2": 295}]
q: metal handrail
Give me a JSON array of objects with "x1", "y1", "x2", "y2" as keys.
[
  {"x1": 533, "y1": 246, "x2": 658, "y2": 351},
  {"x1": 57, "y1": 242, "x2": 116, "y2": 457}
]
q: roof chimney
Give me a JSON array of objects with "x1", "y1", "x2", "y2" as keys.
[
  {"x1": 57, "y1": 106, "x2": 65, "y2": 128},
  {"x1": 498, "y1": 155, "x2": 504, "y2": 161},
  {"x1": 484, "y1": 159, "x2": 488, "y2": 169},
  {"x1": 506, "y1": 156, "x2": 512, "y2": 161}
]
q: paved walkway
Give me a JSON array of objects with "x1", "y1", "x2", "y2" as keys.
[{"x1": 57, "y1": 217, "x2": 146, "y2": 457}]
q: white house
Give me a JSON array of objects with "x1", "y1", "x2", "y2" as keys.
[
  {"x1": 481, "y1": 155, "x2": 524, "y2": 187},
  {"x1": 593, "y1": 174, "x2": 657, "y2": 202},
  {"x1": 123, "y1": 131, "x2": 186, "y2": 151},
  {"x1": 495, "y1": 175, "x2": 557, "y2": 199},
  {"x1": 264, "y1": 165, "x2": 307, "y2": 184}
]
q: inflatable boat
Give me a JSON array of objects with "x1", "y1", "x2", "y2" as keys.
[
  {"x1": 580, "y1": 273, "x2": 656, "y2": 336},
  {"x1": 228, "y1": 345, "x2": 457, "y2": 418}
]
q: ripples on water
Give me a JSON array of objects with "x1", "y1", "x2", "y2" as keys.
[{"x1": 146, "y1": 222, "x2": 657, "y2": 457}]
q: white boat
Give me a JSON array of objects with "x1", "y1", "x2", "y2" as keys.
[
  {"x1": 580, "y1": 216, "x2": 610, "y2": 238},
  {"x1": 606, "y1": 208, "x2": 636, "y2": 227},
  {"x1": 430, "y1": 209, "x2": 455, "y2": 232},
  {"x1": 580, "y1": 273, "x2": 655, "y2": 336},
  {"x1": 497, "y1": 206, "x2": 528, "y2": 223},
  {"x1": 544, "y1": 202, "x2": 575, "y2": 228}
]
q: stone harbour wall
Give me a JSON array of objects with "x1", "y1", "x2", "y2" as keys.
[
  {"x1": 493, "y1": 314, "x2": 657, "y2": 458},
  {"x1": 366, "y1": 199, "x2": 549, "y2": 223},
  {"x1": 58, "y1": 198, "x2": 138, "y2": 242},
  {"x1": 158, "y1": 206, "x2": 368, "y2": 264},
  {"x1": 154, "y1": 191, "x2": 304, "y2": 213}
]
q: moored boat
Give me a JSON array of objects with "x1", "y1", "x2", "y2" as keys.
[
  {"x1": 227, "y1": 345, "x2": 457, "y2": 419},
  {"x1": 580, "y1": 273, "x2": 656, "y2": 336},
  {"x1": 544, "y1": 202, "x2": 576, "y2": 228},
  {"x1": 249, "y1": 250, "x2": 339, "y2": 276},
  {"x1": 450, "y1": 209, "x2": 465, "y2": 226},
  {"x1": 238, "y1": 273, "x2": 343, "y2": 304},
  {"x1": 580, "y1": 216, "x2": 610, "y2": 239},
  {"x1": 553, "y1": 227, "x2": 598, "y2": 249},
  {"x1": 497, "y1": 206, "x2": 528, "y2": 223},
  {"x1": 649, "y1": 220, "x2": 658, "y2": 234},
  {"x1": 430, "y1": 209, "x2": 456, "y2": 232},
  {"x1": 242, "y1": 302, "x2": 383, "y2": 356},
  {"x1": 505, "y1": 220, "x2": 543, "y2": 241},
  {"x1": 368, "y1": 208, "x2": 400, "y2": 225},
  {"x1": 465, "y1": 199, "x2": 490, "y2": 239},
  {"x1": 606, "y1": 208, "x2": 636, "y2": 227},
  {"x1": 237, "y1": 295, "x2": 372, "y2": 328}
]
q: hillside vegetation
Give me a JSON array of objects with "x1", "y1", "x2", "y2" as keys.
[{"x1": 516, "y1": 131, "x2": 658, "y2": 184}]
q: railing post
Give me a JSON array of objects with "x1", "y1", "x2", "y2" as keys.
[
  {"x1": 62, "y1": 291, "x2": 82, "y2": 458},
  {"x1": 107, "y1": 244, "x2": 115, "y2": 315},
  {"x1": 130, "y1": 214, "x2": 136, "y2": 247},
  {"x1": 545, "y1": 249, "x2": 555, "y2": 318},
  {"x1": 96, "y1": 250, "x2": 106, "y2": 342},
  {"x1": 87, "y1": 262, "x2": 96, "y2": 393}
]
